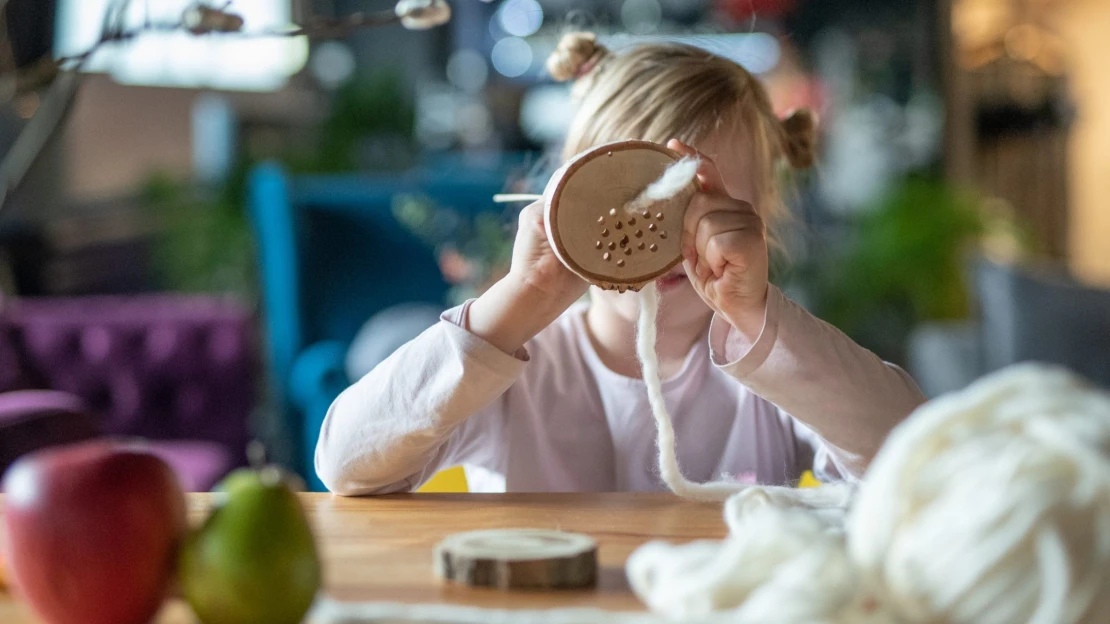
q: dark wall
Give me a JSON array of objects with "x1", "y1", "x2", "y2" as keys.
[{"x1": 5, "y1": 0, "x2": 55, "y2": 67}]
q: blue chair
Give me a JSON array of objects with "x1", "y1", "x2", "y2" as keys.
[{"x1": 247, "y1": 161, "x2": 519, "y2": 490}]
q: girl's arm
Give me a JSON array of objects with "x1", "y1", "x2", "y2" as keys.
[
  {"x1": 668, "y1": 141, "x2": 921, "y2": 476},
  {"x1": 315, "y1": 274, "x2": 576, "y2": 495},
  {"x1": 711, "y1": 285, "x2": 926, "y2": 477}
]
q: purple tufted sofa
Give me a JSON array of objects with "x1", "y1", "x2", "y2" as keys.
[{"x1": 0, "y1": 295, "x2": 257, "y2": 491}]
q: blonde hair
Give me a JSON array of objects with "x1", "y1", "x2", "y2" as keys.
[{"x1": 546, "y1": 32, "x2": 817, "y2": 247}]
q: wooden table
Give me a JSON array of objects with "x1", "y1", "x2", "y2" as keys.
[{"x1": 0, "y1": 493, "x2": 727, "y2": 622}]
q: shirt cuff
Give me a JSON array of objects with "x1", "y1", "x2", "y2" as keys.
[
  {"x1": 814, "y1": 439, "x2": 865, "y2": 483},
  {"x1": 442, "y1": 299, "x2": 531, "y2": 363},
  {"x1": 708, "y1": 285, "x2": 783, "y2": 378}
]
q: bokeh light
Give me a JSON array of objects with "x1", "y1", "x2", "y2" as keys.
[
  {"x1": 447, "y1": 49, "x2": 489, "y2": 93},
  {"x1": 310, "y1": 41, "x2": 356, "y2": 90},
  {"x1": 457, "y1": 103, "x2": 494, "y2": 146},
  {"x1": 609, "y1": 33, "x2": 782, "y2": 75},
  {"x1": 520, "y1": 85, "x2": 574, "y2": 144},
  {"x1": 491, "y1": 37, "x2": 534, "y2": 78},
  {"x1": 497, "y1": 0, "x2": 544, "y2": 38},
  {"x1": 621, "y1": 0, "x2": 662, "y2": 35}
]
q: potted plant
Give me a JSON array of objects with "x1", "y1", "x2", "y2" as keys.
[{"x1": 806, "y1": 175, "x2": 1031, "y2": 395}]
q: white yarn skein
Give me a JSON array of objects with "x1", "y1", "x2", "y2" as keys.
[
  {"x1": 628, "y1": 362, "x2": 1110, "y2": 624},
  {"x1": 636, "y1": 281, "x2": 853, "y2": 512},
  {"x1": 845, "y1": 363, "x2": 1110, "y2": 624},
  {"x1": 626, "y1": 505, "x2": 865, "y2": 622}
]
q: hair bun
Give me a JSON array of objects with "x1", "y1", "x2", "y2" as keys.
[
  {"x1": 546, "y1": 32, "x2": 607, "y2": 82},
  {"x1": 779, "y1": 109, "x2": 818, "y2": 169}
]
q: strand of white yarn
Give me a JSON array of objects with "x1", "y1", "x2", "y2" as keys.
[{"x1": 635, "y1": 281, "x2": 854, "y2": 511}]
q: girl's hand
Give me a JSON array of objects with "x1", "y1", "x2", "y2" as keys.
[
  {"x1": 506, "y1": 200, "x2": 590, "y2": 307},
  {"x1": 668, "y1": 139, "x2": 769, "y2": 339},
  {"x1": 467, "y1": 200, "x2": 588, "y2": 355}
]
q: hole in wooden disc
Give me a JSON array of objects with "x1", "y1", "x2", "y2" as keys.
[
  {"x1": 595, "y1": 241, "x2": 602, "y2": 249},
  {"x1": 615, "y1": 222, "x2": 623, "y2": 230},
  {"x1": 608, "y1": 242, "x2": 616, "y2": 250},
  {"x1": 623, "y1": 248, "x2": 631, "y2": 256},
  {"x1": 648, "y1": 223, "x2": 657, "y2": 232},
  {"x1": 628, "y1": 217, "x2": 637, "y2": 226},
  {"x1": 619, "y1": 235, "x2": 629, "y2": 247},
  {"x1": 642, "y1": 211, "x2": 651, "y2": 219},
  {"x1": 603, "y1": 252, "x2": 611, "y2": 261},
  {"x1": 616, "y1": 259, "x2": 625, "y2": 267},
  {"x1": 649, "y1": 244, "x2": 658, "y2": 252},
  {"x1": 635, "y1": 230, "x2": 643, "y2": 238},
  {"x1": 601, "y1": 229, "x2": 609, "y2": 237},
  {"x1": 656, "y1": 213, "x2": 664, "y2": 221},
  {"x1": 660, "y1": 231, "x2": 668, "y2": 239},
  {"x1": 609, "y1": 208, "x2": 617, "y2": 217},
  {"x1": 597, "y1": 216, "x2": 605, "y2": 224},
  {"x1": 638, "y1": 242, "x2": 646, "y2": 250}
]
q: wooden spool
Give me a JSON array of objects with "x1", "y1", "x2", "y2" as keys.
[
  {"x1": 434, "y1": 529, "x2": 598, "y2": 590},
  {"x1": 542, "y1": 140, "x2": 696, "y2": 293}
]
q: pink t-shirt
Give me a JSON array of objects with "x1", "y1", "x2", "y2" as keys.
[{"x1": 316, "y1": 286, "x2": 925, "y2": 494}]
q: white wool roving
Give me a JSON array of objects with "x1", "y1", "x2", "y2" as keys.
[
  {"x1": 624, "y1": 157, "x2": 699, "y2": 216},
  {"x1": 627, "y1": 362, "x2": 1110, "y2": 624}
]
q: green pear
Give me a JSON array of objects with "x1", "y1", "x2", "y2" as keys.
[{"x1": 180, "y1": 468, "x2": 321, "y2": 624}]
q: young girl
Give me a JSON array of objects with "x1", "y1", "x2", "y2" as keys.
[{"x1": 315, "y1": 33, "x2": 925, "y2": 495}]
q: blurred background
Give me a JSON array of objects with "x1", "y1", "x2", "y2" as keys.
[{"x1": 0, "y1": 0, "x2": 1106, "y2": 491}]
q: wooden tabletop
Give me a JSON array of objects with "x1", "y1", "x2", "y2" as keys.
[{"x1": 0, "y1": 492, "x2": 727, "y2": 622}]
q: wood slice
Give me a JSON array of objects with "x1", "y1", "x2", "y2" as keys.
[
  {"x1": 433, "y1": 529, "x2": 598, "y2": 590},
  {"x1": 542, "y1": 140, "x2": 695, "y2": 293}
]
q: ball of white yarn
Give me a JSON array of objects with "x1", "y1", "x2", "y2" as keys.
[
  {"x1": 627, "y1": 505, "x2": 860, "y2": 622},
  {"x1": 629, "y1": 363, "x2": 1110, "y2": 624},
  {"x1": 848, "y1": 363, "x2": 1110, "y2": 623}
]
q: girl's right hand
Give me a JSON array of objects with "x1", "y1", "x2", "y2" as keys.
[
  {"x1": 466, "y1": 200, "x2": 588, "y2": 355},
  {"x1": 506, "y1": 200, "x2": 590, "y2": 307}
]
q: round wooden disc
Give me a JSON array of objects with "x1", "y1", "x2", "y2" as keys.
[
  {"x1": 543, "y1": 140, "x2": 695, "y2": 292},
  {"x1": 433, "y1": 529, "x2": 598, "y2": 590}
]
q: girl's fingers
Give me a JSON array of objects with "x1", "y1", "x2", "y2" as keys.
[
  {"x1": 667, "y1": 138, "x2": 696, "y2": 157},
  {"x1": 682, "y1": 257, "x2": 707, "y2": 293},
  {"x1": 704, "y1": 230, "x2": 759, "y2": 278},
  {"x1": 683, "y1": 194, "x2": 759, "y2": 253},
  {"x1": 666, "y1": 138, "x2": 727, "y2": 194},
  {"x1": 694, "y1": 211, "x2": 762, "y2": 272},
  {"x1": 682, "y1": 194, "x2": 718, "y2": 252}
]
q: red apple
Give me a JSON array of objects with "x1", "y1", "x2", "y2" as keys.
[{"x1": 1, "y1": 441, "x2": 186, "y2": 624}]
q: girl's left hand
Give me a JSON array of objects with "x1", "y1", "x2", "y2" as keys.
[{"x1": 668, "y1": 139, "x2": 769, "y2": 339}]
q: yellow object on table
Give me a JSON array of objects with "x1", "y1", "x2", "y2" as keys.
[
  {"x1": 417, "y1": 468, "x2": 817, "y2": 493},
  {"x1": 798, "y1": 470, "x2": 821, "y2": 489},
  {"x1": 416, "y1": 465, "x2": 468, "y2": 493}
]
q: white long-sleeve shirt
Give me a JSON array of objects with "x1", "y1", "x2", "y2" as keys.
[{"x1": 316, "y1": 285, "x2": 925, "y2": 495}]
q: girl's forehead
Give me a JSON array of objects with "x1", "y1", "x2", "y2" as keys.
[
  {"x1": 692, "y1": 124, "x2": 758, "y2": 199},
  {"x1": 693, "y1": 120, "x2": 753, "y2": 162}
]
